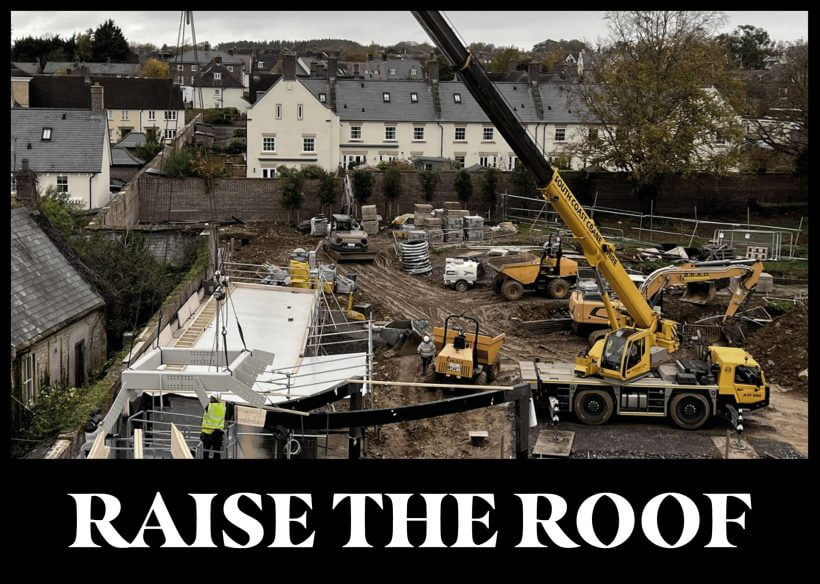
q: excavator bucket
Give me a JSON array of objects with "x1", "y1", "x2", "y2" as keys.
[
  {"x1": 681, "y1": 281, "x2": 717, "y2": 305},
  {"x1": 379, "y1": 319, "x2": 432, "y2": 358}
]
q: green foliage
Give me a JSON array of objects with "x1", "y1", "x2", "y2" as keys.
[
  {"x1": 510, "y1": 164, "x2": 537, "y2": 199},
  {"x1": 454, "y1": 169, "x2": 473, "y2": 203},
  {"x1": 201, "y1": 108, "x2": 240, "y2": 124},
  {"x1": 12, "y1": 34, "x2": 76, "y2": 67},
  {"x1": 281, "y1": 169, "x2": 304, "y2": 212},
  {"x1": 232, "y1": 128, "x2": 247, "y2": 138},
  {"x1": 383, "y1": 167, "x2": 402, "y2": 201},
  {"x1": 39, "y1": 186, "x2": 86, "y2": 236},
  {"x1": 351, "y1": 169, "x2": 374, "y2": 204},
  {"x1": 299, "y1": 165, "x2": 327, "y2": 180},
  {"x1": 717, "y1": 24, "x2": 775, "y2": 70},
  {"x1": 91, "y1": 19, "x2": 131, "y2": 62},
  {"x1": 376, "y1": 159, "x2": 414, "y2": 171},
  {"x1": 162, "y1": 148, "x2": 195, "y2": 177},
  {"x1": 489, "y1": 46, "x2": 524, "y2": 72},
  {"x1": 482, "y1": 167, "x2": 501, "y2": 204},
  {"x1": 417, "y1": 170, "x2": 440, "y2": 202},
  {"x1": 135, "y1": 130, "x2": 163, "y2": 162},
  {"x1": 224, "y1": 139, "x2": 246, "y2": 155},
  {"x1": 318, "y1": 171, "x2": 338, "y2": 208}
]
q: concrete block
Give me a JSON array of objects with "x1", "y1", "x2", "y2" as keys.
[
  {"x1": 465, "y1": 229, "x2": 484, "y2": 241},
  {"x1": 445, "y1": 209, "x2": 470, "y2": 217},
  {"x1": 361, "y1": 219, "x2": 379, "y2": 235},
  {"x1": 469, "y1": 431, "x2": 489, "y2": 446},
  {"x1": 408, "y1": 230, "x2": 428, "y2": 241},
  {"x1": 361, "y1": 205, "x2": 378, "y2": 220},
  {"x1": 445, "y1": 230, "x2": 464, "y2": 243},
  {"x1": 730, "y1": 272, "x2": 773, "y2": 294},
  {"x1": 443, "y1": 201, "x2": 462, "y2": 210},
  {"x1": 414, "y1": 204, "x2": 434, "y2": 214},
  {"x1": 426, "y1": 229, "x2": 445, "y2": 244}
]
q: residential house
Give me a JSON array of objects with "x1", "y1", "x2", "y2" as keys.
[
  {"x1": 10, "y1": 206, "x2": 107, "y2": 413},
  {"x1": 11, "y1": 104, "x2": 112, "y2": 209},
  {"x1": 12, "y1": 61, "x2": 41, "y2": 75},
  {"x1": 11, "y1": 64, "x2": 33, "y2": 107},
  {"x1": 168, "y1": 49, "x2": 245, "y2": 87},
  {"x1": 246, "y1": 54, "x2": 589, "y2": 177},
  {"x1": 27, "y1": 74, "x2": 185, "y2": 143},
  {"x1": 184, "y1": 57, "x2": 249, "y2": 112},
  {"x1": 42, "y1": 61, "x2": 141, "y2": 77}
]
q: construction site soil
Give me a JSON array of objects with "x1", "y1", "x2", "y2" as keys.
[{"x1": 225, "y1": 223, "x2": 808, "y2": 459}]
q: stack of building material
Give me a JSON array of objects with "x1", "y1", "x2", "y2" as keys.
[
  {"x1": 361, "y1": 205, "x2": 379, "y2": 235},
  {"x1": 427, "y1": 229, "x2": 445, "y2": 244},
  {"x1": 444, "y1": 216, "x2": 464, "y2": 242},
  {"x1": 443, "y1": 201, "x2": 462, "y2": 211},
  {"x1": 408, "y1": 230, "x2": 428, "y2": 241},
  {"x1": 464, "y1": 215, "x2": 485, "y2": 242},
  {"x1": 413, "y1": 204, "x2": 434, "y2": 227}
]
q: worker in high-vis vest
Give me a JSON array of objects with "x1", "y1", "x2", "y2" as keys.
[{"x1": 200, "y1": 396, "x2": 226, "y2": 460}]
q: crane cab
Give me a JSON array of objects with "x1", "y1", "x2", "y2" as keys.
[{"x1": 710, "y1": 346, "x2": 768, "y2": 407}]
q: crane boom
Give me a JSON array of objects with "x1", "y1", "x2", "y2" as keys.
[{"x1": 412, "y1": 11, "x2": 657, "y2": 330}]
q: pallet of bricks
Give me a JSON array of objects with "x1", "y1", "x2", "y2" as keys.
[
  {"x1": 361, "y1": 205, "x2": 379, "y2": 235},
  {"x1": 414, "y1": 203, "x2": 444, "y2": 243}
]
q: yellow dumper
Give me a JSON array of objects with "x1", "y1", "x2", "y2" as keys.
[
  {"x1": 488, "y1": 233, "x2": 578, "y2": 300},
  {"x1": 433, "y1": 315, "x2": 505, "y2": 385}
]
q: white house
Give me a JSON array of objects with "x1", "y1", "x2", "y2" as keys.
[
  {"x1": 246, "y1": 54, "x2": 589, "y2": 177},
  {"x1": 184, "y1": 57, "x2": 249, "y2": 113},
  {"x1": 11, "y1": 106, "x2": 112, "y2": 209}
]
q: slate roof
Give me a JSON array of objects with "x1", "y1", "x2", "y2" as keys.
[
  {"x1": 112, "y1": 131, "x2": 146, "y2": 149},
  {"x1": 28, "y1": 75, "x2": 185, "y2": 110},
  {"x1": 193, "y1": 62, "x2": 245, "y2": 88},
  {"x1": 299, "y1": 78, "x2": 585, "y2": 124},
  {"x1": 42, "y1": 61, "x2": 141, "y2": 76},
  {"x1": 169, "y1": 50, "x2": 244, "y2": 66},
  {"x1": 12, "y1": 61, "x2": 40, "y2": 75},
  {"x1": 11, "y1": 64, "x2": 33, "y2": 78},
  {"x1": 111, "y1": 147, "x2": 144, "y2": 166},
  {"x1": 11, "y1": 207, "x2": 105, "y2": 350},
  {"x1": 10, "y1": 109, "x2": 107, "y2": 173}
]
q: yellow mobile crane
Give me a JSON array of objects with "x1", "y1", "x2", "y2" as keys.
[
  {"x1": 570, "y1": 259, "x2": 765, "y2": 342},
  {"x1": 412, "y1": 11, "x2": 768, "y2": 430}
]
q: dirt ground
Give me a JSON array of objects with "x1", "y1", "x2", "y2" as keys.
[{"x1": 224, "y1": 222, "x2": 809, "y2": 459}]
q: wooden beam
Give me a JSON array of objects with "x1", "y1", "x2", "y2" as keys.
[
  {"x1": 87, "y1": 432, "x2": 111, "y2": 459},
  {"x1": 133, "y1": 429, "x2": 144, "y2": 459},
  {"x1": 170, "y1": 423, "x2": 193, "y2": 459}
]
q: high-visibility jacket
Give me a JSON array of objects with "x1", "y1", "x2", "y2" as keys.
[
  {"x1": 201, "y1": 401, "x2": 226, "y2": 434},
  {"x1": 417, "y1": 340, "x2": 437, "y2": 358}
]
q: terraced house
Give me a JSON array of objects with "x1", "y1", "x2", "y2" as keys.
[{"x1": 246, "y1": 53, "x2": 590, "y2": 177}]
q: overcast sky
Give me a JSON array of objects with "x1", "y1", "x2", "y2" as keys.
[{"x1": 11, "y1": 11, "x2": 809, "y2": 50}]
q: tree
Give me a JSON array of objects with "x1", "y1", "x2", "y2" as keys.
[
  {"x1": 454, "y1": 169, "x2": 473, "y2": 204},
  {"x1": 382, "y1": 167, "x2": 402, "y2": 217},
  {"x1": 74, "y1": 29, "x2": 94, "y2": 61},
  {"x1": 280, "y1": 167, "x2": 304, "y2": 222},
  {"x1": 91, "y1": 19, "x2": 130, "y2": 62},
  {"x1": 482, "y1": 167, "x2": 501, "y2": 206},
  {"x1": 135, "y1": 129, "x2": 163, "y2": 162},
  {"x1": 566, "y1": 11, "x2": 746, "y2": 210},
  {"x1": 417, "y1": 170, "x2": 440, "y2": 202},
  {"x1": 13, "y1": 34, "x2": 74, "y2": 66},
  {"x1": 488, "y1": 46, "x2": 523, "y2": 72},
  {"x1": 139, "y1": 58, "x2": 170, "y2": 78},
  {"x1": 318, "y1": 171, "x2": 338, "y2": 214},
  {"x1": 351, "y1": 169, "x2": 373, "y2": 205},
  {"x1": 510, "y1": 164, "x2": 537, "y2": 199},
  {"x1": 718, "y1": 24, "x2": 774, "y2": 70}
]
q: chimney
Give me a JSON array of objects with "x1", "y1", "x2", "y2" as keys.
[
  {"x1": 426, "y1": 58, "x2": 439, "y2": 83},
  {"x1": 353, "y1": 63, "x2": 360, "y2": 78},
  {"x1": 90, "y1": 82, "x2": 104, "y2": 114},
  {"x1": 228, "y1": 48, "x2": 234, "y2": 56},
  {"x1": 528, "y1": 61, "x2": 541, "y2": 85},
  {"x1": 15, "y1": 159, "x2": 39, "y2": 209},
  {"x1": 310, "y1": 61, "x2": 321, "y2": 78},
  {"x1": 214, "y1": 56, "x2": 222, "y2": 65},
  {"x1": 282, "y1": 52, "x2": 297, "y2": 81},
  {"x1": 327, "y1": 56, "x2": 338, "y2": 81}
]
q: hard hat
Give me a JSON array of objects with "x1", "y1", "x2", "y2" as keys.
[{"x1": 423, "y1": 335, "x2": 430, "y2": 342}]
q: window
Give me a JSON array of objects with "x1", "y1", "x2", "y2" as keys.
[
  {"x1": 263, "y1": 137, "x2": 276, "y2": 152},
  {"x1": 107, "y1": 110, "x2": 113, "y2": 120},
  {"x1": 214, "y1": 89, "x2": 220, "y2": 95},
  {"x1": 148, "y1": 110, "x2": 156, "y2": 120},
  {"x1": 191, "y1": 65, "x2": 198, "y2": 72},
  {"x1": 383, "y1": 92, "x2": 391, "y2": 103},
  {"x1": 164, "y1": 111, "x2": 177, "y2": 120},
  {"x1": 213, "y1": 72, "x2": 221, "y2": 80},
  {"x1": 297, "y1": 104, "x2": 303, "y2": 120},
  {"x1": 482, "y1": 127, "x2": 494, "y2": 141},
  {"x1": 121, "y1": 110, "x2": 128, "y2": 120},
  {"x1": 41, "y1": 127, "x2": 52, "y2": 141},
  {"x1": 555, "y1": 128, "x2": 566, "y2": 142},
  {"x1": 177, "y1": 65, "x2": 184, "y2": 71},
  {"x1": 262, "y1": 168, "x2": 276, "y2": 178},
  {"x1": 258, "y1": 61, "x2": 265, "y2": 69},
  {"x1": 479, "y1": 156, "x2": 489, "y2": 167},
  {"x1": 227, "y1": 66, "x2": 233, "y2": 72},
  {"x1": 508, "y1": 156, "x2": 518, "y2": 169},
  {"x1": 410, "y1": 92, "x2": 418, "y2": 103},
  {"x1": 413, "y1": 127, "x2": 425, "y2": 141},
  {"x1": 350, "y1": 126, "x2": 362, "y2": 140},
  {"x1": 303, "y1": 137, "x2": 315, "y2": 152},
  {"x1": 389, "y1": 68, "x2": 397, "y2": 75},
  {"x1": 177, "y1": 75, "x2": 184, "y2": 84},
  {"x1": 275, "y1": 104, "x2": 282, "y2": 119},
  {"x1": 319, "y1": 93, "x2": 327, "y2": 103},
  {"x1": 22, "y1": 353, "x2": 36, "y2": 405},
  {"x1": 453, "y1": 93, "x2": 462, "y2": 103},
  {"x1": 410, "y1": 68, "x2": 417, "y2": 78},
  {"x1": 385, "y1": 126, "x2": 396, "y2": 141},
  {"x1": 455, "y1": 127, "x2": 466, "y2": 141},
  {"x1": 455, "y1": 156, "x2": 465, "y2": 168},
  {"x1": 56, "y1": 175, "x2": 68, "y2": 194},
  {"x1": 164, "y1": 129, "x2": 177, "y2": 140}
]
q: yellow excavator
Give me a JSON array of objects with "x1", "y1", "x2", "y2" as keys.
[
  {"x1": 413, "y1": 10, "x2": 768, "y2": 431},
  {"x1": 570, "y1": 259, "x2": 765, "y2": 343}
]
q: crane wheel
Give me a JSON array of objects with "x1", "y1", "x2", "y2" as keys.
[
  {"x1": 546, "y1": 278, "x2": 570, "y2": 299},
  {"x1": 588, "y1": 328, "x2": 611, "y2": 347},
  {"x1": 455, "y1": 279, "x2": 470, "y2": 292},
  {"x1": 475, "y1": 370, "x2": 489, "y2": 386},
  {"x1": 573, "y1": 389, "x2": 614, "y2": 425},
  {"x1": 501, "y1": 279, "x2": 525, "y2": 301},
  {"x1": 669, "y1": 392, "x2": 711, "y2": 430}
]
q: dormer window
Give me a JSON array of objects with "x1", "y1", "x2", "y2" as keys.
[
  {"x1": 191, "y1": 65, "x2": 198, "y2": 72},
  {"x1": 258, "y1": 61, "x2": 264, "y2": 69},
  {"x1": 41, "y1": 127, "x2": 52, "y2": 141},
  {"x1": 319, "y1": 93, "x2": 327, "y2": 103},
  {"x1": 389, "y1": 68, "x2": 397, "y2": 75},
  {"x1": 410, "y1": 92, "x2": 418, "y2": 103},
  {"x1": 453, "y1": 93, "x2": 462, "y2": 103},
  {"x1": 213, "y1": 72, "x2": 221, "y2": 80},
  {"x1": 410, "y1": 68, "x2": 417, "y2": 77},
  {"x1": 383, "y1": 92, "x2": 391, "y2": 103}
]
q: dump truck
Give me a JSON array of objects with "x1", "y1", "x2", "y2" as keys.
[
  {"x1": 432, "y1": 315, "x2": 505, "y2": 385},
  {"x1": 413, "y1": 10, "x2": 768, "y2": 431},
  {"x1": 488, "y1": 233, "x2": 578, "y2": 300}
]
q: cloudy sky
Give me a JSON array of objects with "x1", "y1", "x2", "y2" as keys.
[{"x1": 11, "y1": 11, "x2": 808, "y2": 49}]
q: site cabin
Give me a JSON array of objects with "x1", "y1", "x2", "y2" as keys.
[{"x1": 520, "y1": 346, "x2": 769, "y2": 430}]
